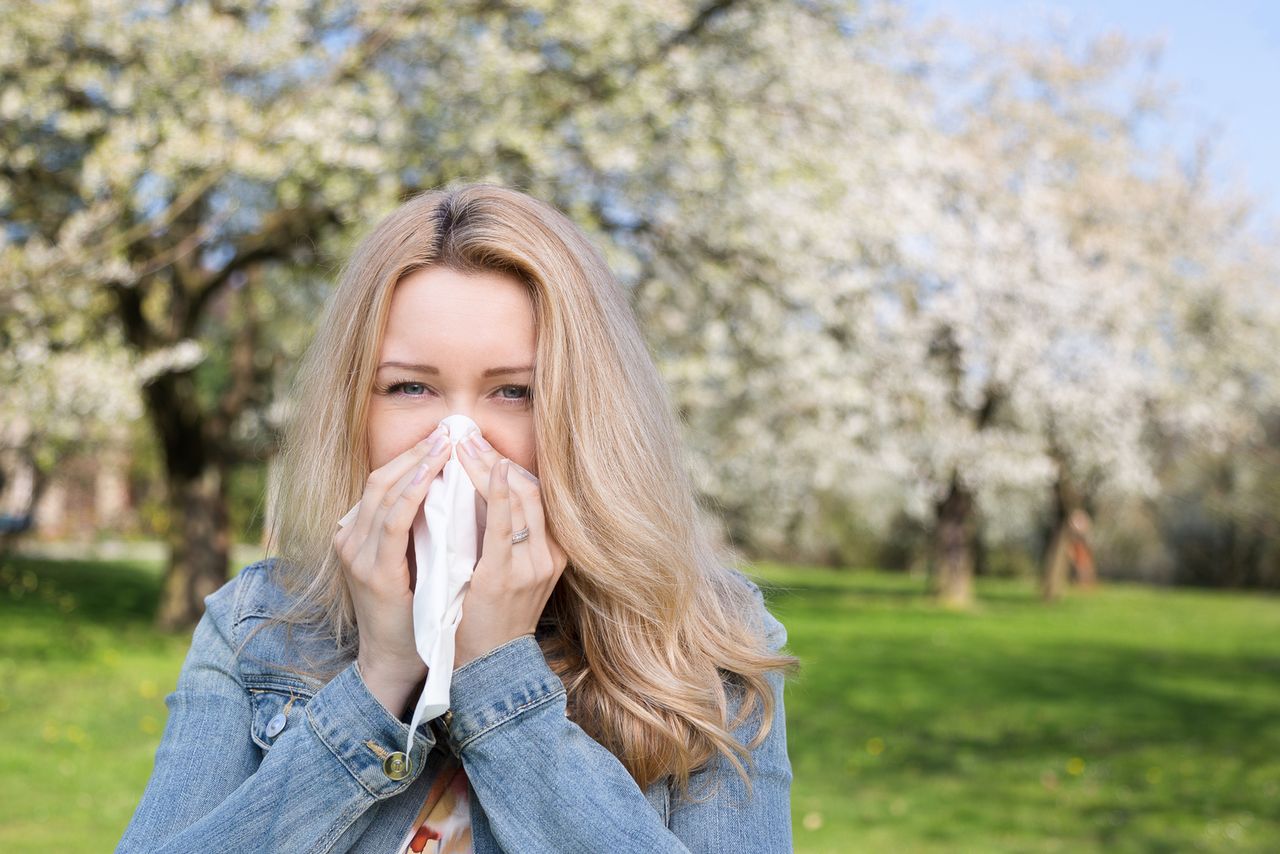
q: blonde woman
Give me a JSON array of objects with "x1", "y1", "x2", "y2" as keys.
[{"x1": 117, "y1": 182, "x2": 800, "y2": 853}]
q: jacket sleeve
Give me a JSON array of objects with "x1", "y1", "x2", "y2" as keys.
[
  {"x1": 443, "y1": 582, "x2": 794, "y2": 853},
  {"x1": 115, "y1": 567, "x2": 441, "y2": 854}
]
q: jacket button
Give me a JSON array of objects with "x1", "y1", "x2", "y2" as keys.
[
  {"x1": 383, "y1": 751, "x2": 411, "y2": 780},
  {"x1": 265, "y1": 711, "x2": 288, "y2": 738}
]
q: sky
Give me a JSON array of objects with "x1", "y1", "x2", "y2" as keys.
[{"x1": 905, "y1": 0, "x2": 1280, "y2": 231}]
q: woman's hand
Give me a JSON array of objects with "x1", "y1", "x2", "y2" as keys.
[
  {"x1": 452, "y1": 429, "x2": 569, "y2": 671},
  {"x1": 332, "y1": 422, "x2": 453, "y2": 717}
]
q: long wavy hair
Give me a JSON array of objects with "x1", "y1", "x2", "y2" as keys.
[{"x1": 245, "y1": 181, "x2": 800, "y2": 802}]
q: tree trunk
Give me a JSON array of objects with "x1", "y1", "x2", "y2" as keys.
[
  {"x1": 1041, "y1": 469, "x2": 1083, "y2": 602},
  {"x1": 114, "y1": 264, "x2": 270, "y2": 632},
  {"x1": 1041, "y1": 514, "x2": 1072, "y2": 602},
  {"x1": 140, "y1": 361, "x2": 233, "y2": 632},
  {"x1": 156, "y1": 460, "x2": 230, "y2": 631},
  {"x1": 0, "y1": 446, "x2": 46, "y2": 559},
  {"x1": 930, "y1": 473, "x2": 975, "y2": 608}
]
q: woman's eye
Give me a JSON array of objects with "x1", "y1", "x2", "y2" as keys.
[
  {"x1": 498, "y1": 385, "x2": 531, "y2": 403},
  {"x1": 388, "y1": 382, "x2": 429, "y2": 397},
  {"x1": 378, "y1": 381, "x2": 528, "y2": 403}
]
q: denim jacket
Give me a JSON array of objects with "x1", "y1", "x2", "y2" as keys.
[{"x1": 116, "y1": 558, "x2": 794, "y2": 853}]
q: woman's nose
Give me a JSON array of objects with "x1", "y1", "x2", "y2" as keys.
[{"x1": 436, "y1": 406, "x2": 487, "y2": 441}]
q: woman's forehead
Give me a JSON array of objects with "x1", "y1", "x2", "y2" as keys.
[{"x1": 380, "y1": 266, "x2": 534, "y2": 365}]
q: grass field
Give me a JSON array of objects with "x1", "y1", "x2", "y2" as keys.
[{"x1": 1, "y1": 555, "x2": 1277, "y2": 852}]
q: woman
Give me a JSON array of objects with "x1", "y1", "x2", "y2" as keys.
[{"x1": 116, "y1": 182, "x2": 800, "y2": 853}]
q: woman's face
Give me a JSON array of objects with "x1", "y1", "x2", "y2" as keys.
[{"x1": 367, "y1": 265, "x2": 537, "y2": 478}]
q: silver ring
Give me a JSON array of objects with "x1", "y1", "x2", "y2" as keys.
[{"x1": 511, "y1": 527, "x2": 530, "y2": 544}]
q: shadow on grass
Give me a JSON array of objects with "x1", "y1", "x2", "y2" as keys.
[
  {"x1": 2, "y1": 555, "x2": 162, "y2": 624},
  {"x1": 756, "y1": 577, "x2": 1042, "y2": 608},
  {"x1": 825, "y1": 640, "x2": 1280, "y2": 764}
]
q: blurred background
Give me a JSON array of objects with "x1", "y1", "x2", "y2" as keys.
[{"x1": 1, "y1": 1, "x2": 1277, "y2": 851}]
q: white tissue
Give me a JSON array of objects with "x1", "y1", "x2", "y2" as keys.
[{"x1": 337, "y1": 413, "x2": 486, "y2": 757}]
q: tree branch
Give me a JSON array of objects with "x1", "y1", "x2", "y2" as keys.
[{"x1": 182, "y1": 205, "x2": 342, "y2": 338}]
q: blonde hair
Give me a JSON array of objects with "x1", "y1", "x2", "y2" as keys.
[{"x1": 247, "y1": 181, "x2": 800, "y2": 801}]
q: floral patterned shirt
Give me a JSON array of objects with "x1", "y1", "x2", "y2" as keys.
[{"x1": 399, "y1": 757, "x2": 473, "y2": 854}]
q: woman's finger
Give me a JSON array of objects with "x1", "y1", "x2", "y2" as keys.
[
  {"x1": 501, "y1": 463, "x2": 565, "y2": 577},
  {"x1": 454, "y1": 427, "x2": 540, "y2": 497},
  {"x1": 506, "y1": 457, "x2": 539, "y2": 487},
  {"x1": 505, "y1": 472, "x2": 551, "y2": 571},
  {"x1": 477, "y1": 458, "x2": 513, "y2": 580},
  {"x1": 350, "y1": 424, "x2": 449, "y2": 545},
  {"x1": 366, "y1": 438, "x2": 449, "y2": 540},
  {"x1": 369, "y1": 445, "x2": 450, "y2": 574},
  {"x1": 455, "y1": 429, "x2": 501, "y2": 500},
  {"x1": 507, "y1": 472, "x2": 534, "y2": 580}
]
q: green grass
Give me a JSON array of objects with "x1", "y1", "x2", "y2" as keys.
[
  {"x1": 0, "y1": 556, "x2": 250, "y2": 851},
  {"x1": 748, "y1": 563, "x2": 1280, "y2": 852},
  {"x1": 1, "y1": 556, "x2": 1277, "y2": 852}
]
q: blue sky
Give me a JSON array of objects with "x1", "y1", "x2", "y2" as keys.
[{"x1": 905, "y1": 0, "x2": 1280, "y2": 230}]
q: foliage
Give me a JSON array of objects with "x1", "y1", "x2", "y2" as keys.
[{"x1": 1, "y1": 0, "x2": 1277, "y2": 584}]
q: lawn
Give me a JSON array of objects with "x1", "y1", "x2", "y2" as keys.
[{"x1": 1, "y1": 555, "x2": 1277, "y2": 852}]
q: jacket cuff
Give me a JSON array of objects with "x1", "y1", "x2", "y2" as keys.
[
  {"x1": 305, "y1": 660, "x2": 437, "y2": 798},
  {"x1": 444, "y1": 634, "x2": 567, "y2": 754}
]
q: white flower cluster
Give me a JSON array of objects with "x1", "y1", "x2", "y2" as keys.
[
  {"x1": 133, "y1": 340, "x2": 207, "y2": 386},
  {"x1": 1, "y1": 0, "x2": 1275, "y2": 563}
]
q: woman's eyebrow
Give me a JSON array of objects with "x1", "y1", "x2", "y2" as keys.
[{"x1": 377, "y1": 361, "x2": 533, "y2": 377}]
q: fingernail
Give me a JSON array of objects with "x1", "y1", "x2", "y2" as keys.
[
  {"x1": 427, "y1": 434, "x2": 449, "y2": 455},
  {"x1": 417, "y1": 424, "x2": 447, "y2": 452},
  {"x1": 461, "y1": 435, "x2": 478, "y2": 457},
  {"x1": 469, "y1": 430, "x2": 492, "y2": 452},
  {"x1": 411, "y1": 462, "x2": 430, "y2": 484}
]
